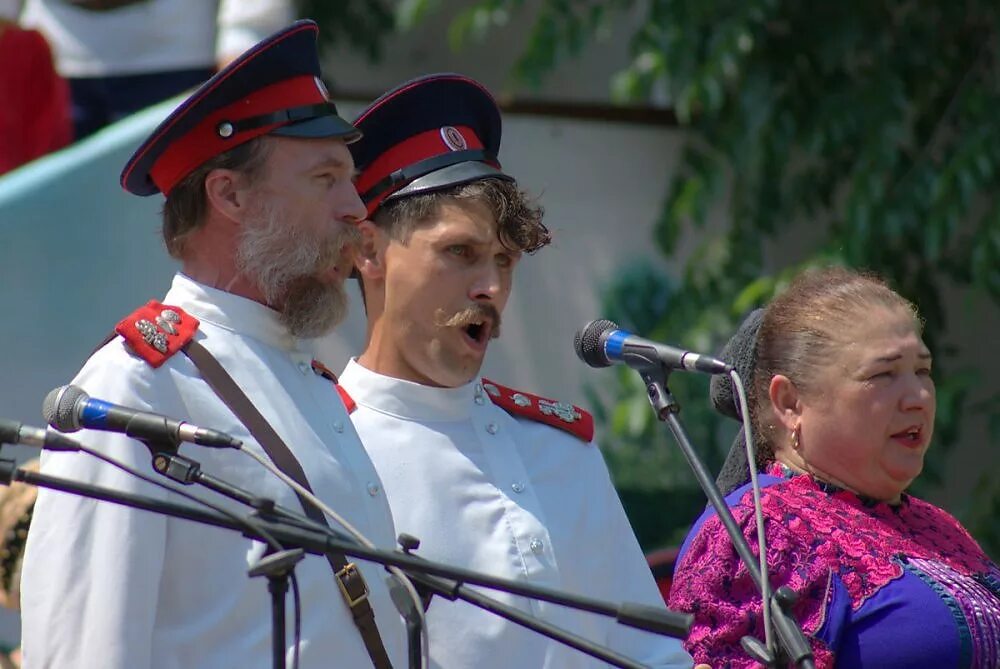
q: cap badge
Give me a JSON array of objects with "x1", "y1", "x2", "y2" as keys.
[{"x1": 440, "y1": 126, "x2": 467, "y2": 151}]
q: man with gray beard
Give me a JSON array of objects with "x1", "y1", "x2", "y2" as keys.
[{"x1": 20, "y1": 22, "x2": 407, "y2": 669}]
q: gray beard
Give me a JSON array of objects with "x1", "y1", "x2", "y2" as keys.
[{"x1": 235, "y1": 205, "x2": 358, "y2": 338}]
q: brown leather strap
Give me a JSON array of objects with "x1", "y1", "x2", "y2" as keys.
[{"x1": 182, "y1": 340, "x2": 393, "y2": 669}]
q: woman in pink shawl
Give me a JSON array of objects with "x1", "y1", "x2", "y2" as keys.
[{"x1": 669, "y1": 267, "x2": 1000, "y2": 668}]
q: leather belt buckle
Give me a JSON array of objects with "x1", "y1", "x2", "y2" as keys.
[{"x1": 336, "y1": 562, "x2": 370, "y2": 608}]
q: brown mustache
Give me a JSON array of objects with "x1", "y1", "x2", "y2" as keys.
[{"x1": 434, "y1": 304, "x2": 502, "y2": 339}]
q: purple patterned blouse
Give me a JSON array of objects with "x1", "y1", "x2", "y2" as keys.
[{"x1": 668, "y1": 465, "x2": 1000, "y2": 668}]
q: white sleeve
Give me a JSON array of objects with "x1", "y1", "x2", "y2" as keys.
[
  {"x1": 587, "y1": 442, "x2": 694, "y2": 668},
  {"x1": 20, "y1": 348, "x2": 173, "y2": 669},
  {"x1": 215, "y1": 0, "x2": 294, "y2": 63}
]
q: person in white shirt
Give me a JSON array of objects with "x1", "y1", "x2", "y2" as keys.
[
  {"x1": 18, "y1": 0, "x2": 293, "y2": 138},
  {"x1": 20, "y1": 21, "x2": 405, "y2": 669},
  {"x1": 340, "y1": 73, "x2": 697, "y2": 668}
]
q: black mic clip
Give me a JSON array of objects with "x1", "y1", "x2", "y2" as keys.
[
  {"x1": 151, "y1": 451, "x2": 201, "y2": 484},
  {"x1": 639, "y1": 361, "x2": 681, "y2": 420}
]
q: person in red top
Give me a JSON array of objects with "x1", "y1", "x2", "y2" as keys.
[{"x1": 0, "y1": 16, "x2": 72, "y2": 175}]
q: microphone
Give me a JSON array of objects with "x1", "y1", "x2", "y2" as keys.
[
  {"x1": 42, "y1": 385, "x2": 242, "y2": 449},
  {"x1": 0, "y1": 418, "x2": 82, "y2": 451},
  {"x1": 574, "y1": 319, "x2": 733, "y2": 375}
]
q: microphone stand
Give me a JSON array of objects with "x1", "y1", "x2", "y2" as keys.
[
  {"x1": 136, "y1": 443, "x2": 694, "y2": 665},
  {"x1": 249, "y1": 548, "x2": 305, "y2": 669},
  {"x1": 140, "y1": 437, "x2": 309, "y2": 669},
  {"x1": 0, "y1": 456, "x2": 690, "y2": 669},
  {"x1": 628, "y1": 357, "x2": 815, "y2": 669}
]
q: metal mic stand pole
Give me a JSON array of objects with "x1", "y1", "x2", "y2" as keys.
[
  {"x1": 393, "y1": 535, "x2": 650, "y2": 669},
  {"x1": 130, "y1": 446, "x2": 696, "y2": 660},
  {"x1": 0, "y1": 459, "x2": 689, "y2": 669},
  {"x1": 142, "y1": 448, "x2": 668, "y2": 669},
  {"x1": 631, "y1": 359, "x2": 815, "y2": 669},
  {"x1": 142, "y1": 445, "x2": 655, "y2": 669},
  {"x1": 249, "y1": 548, "x2": 305, "y2": 669},
  {"x1": 137, "y1": 438, "x2": 305, "y2": 669}
]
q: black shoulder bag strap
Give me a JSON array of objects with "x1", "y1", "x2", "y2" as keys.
[{"x1": 182, "y1": 340, "x2": 393, "y2": 669}]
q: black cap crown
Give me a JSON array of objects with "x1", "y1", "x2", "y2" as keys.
[
  {"x1": 121, "y1": 20, "x2": 359, "y2": 197},
  {"x1": 351, "y1": 73, "x2": 512, "y2": 216}
]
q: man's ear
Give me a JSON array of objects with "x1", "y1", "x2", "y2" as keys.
[
  {"x1": 204, "y1": 168, "x2": 253, "y2": 223},
  {"x1": 354, "y1": 220, "x2": 387, "y2": 281},
  {"x1": 769, "y1": 374, "x2": 802, "y2": 432}
]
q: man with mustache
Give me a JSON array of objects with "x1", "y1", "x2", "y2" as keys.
[
  {"x1": 339, "y1": 74, "x2": 694, "y2": 667},
  {"x1": 20, "y1": 22, "x2": 406, "y2": 669}
]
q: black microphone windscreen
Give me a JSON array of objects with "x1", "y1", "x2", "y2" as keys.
[
  {"x1": 708, "y1": 308, "x2": 764, "y2": 420},
  {"x1": 574, "y1": 319, "x2": 618, "y2": 368},
  {"x1": 42, "y1": 385, "x2": 87, "y2": 432}
]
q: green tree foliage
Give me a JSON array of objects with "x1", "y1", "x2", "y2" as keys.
[
  {"x1": 296, "y1": 0, "x2": 395, "y2": 61},
  {"x1": 448, "y1": 0, "x2": 1000, "y2": 555}
]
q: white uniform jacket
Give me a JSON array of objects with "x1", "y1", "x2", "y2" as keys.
[
  {"x1": 338, "y1": 360, "x2": 693, "y2": 669},
  {"x1": 20, "y1": 274, "x2": 406, "y2": 669}
]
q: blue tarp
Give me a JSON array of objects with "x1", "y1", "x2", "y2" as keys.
[{"x1": 0, "y1": 97, "x2": 181, "y2": 429}]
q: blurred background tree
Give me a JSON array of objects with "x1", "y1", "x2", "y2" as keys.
[
  {"x1": 295, "y1": 0, "x2": 395, "y2": 61},
  {"x1": 300, "y1": 0, "x2": 1000, "y2": 557}
]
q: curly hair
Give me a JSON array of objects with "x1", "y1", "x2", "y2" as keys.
[{"x1": 370, "y1": 177, "x2": 551, "y2": 254}]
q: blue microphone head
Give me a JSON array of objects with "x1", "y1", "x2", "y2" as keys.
[{"x1": 574, "y1": 319, "x2": 619, "y2": 368}]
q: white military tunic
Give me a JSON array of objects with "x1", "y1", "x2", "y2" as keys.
[
  {"x1": 339, "y1": 359, "x2": 692, "y2": 668},
  {"x1": 21, "y1": 274, "x2": 407, "y2": 669}
]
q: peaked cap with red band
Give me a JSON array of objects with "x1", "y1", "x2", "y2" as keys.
[
  {"x1": 350, "y1": 73, "x2": 514, "y2": 216},
  {"x1": 120, "y1": 20, "x2": 359, "y2": 197}
]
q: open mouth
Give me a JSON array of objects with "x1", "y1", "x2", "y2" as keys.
[
  {"x1": 462, "y1": 321, "x2": 491, "y2": 349},
  {"x1": 891, "y1": 425, "x2": 924, "y2": 447}
]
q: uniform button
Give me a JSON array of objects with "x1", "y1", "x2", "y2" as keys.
[
  {"x1": 529, "y1": 538, "x2": 544, "y2": 553},
  {"x1": 511, "y1": 482, "x2": 525, "y2": 493},
  {"x1": 332, "y1": 421, "x2": 344, "y2": 433},
  {"x1": 486, "y1": 422, "x2": 499, "y2": 435},
  {"x1": 297, "y1": 362, "x2": 310, "y2": 374},
  {"x1": 366, "y1": 482, "x2": 380, "y2": 496},
  {"x1": 474, "y1": 396, "x2": 485, "y2": 405}
]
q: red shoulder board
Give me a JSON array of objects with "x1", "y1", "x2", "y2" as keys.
[
  {"x1": 115, "y1": 301, "x2": 199, "y2": 369},
  {"x1": 481, "y1": 378, "x2": 594, "y2": 443}
]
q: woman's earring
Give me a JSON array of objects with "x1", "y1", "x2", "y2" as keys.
[{"x1": 790, "y1": 425, "x2": 801, "y2": 451}]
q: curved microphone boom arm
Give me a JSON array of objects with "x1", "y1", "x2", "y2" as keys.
[
  {"x1": 574, "y1": 320, "x2": 815, "y2": 669},
  {"x1": 0, "y1": 424, "x2": 692, "y2": 669}
]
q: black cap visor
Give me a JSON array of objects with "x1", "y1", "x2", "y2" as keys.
[
  {"x1": 271, "y1": 113, "x2": 362, "y2": 143},
  {"x1": 387, "y1": 161, "x2": 512, "y2": 203}
]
